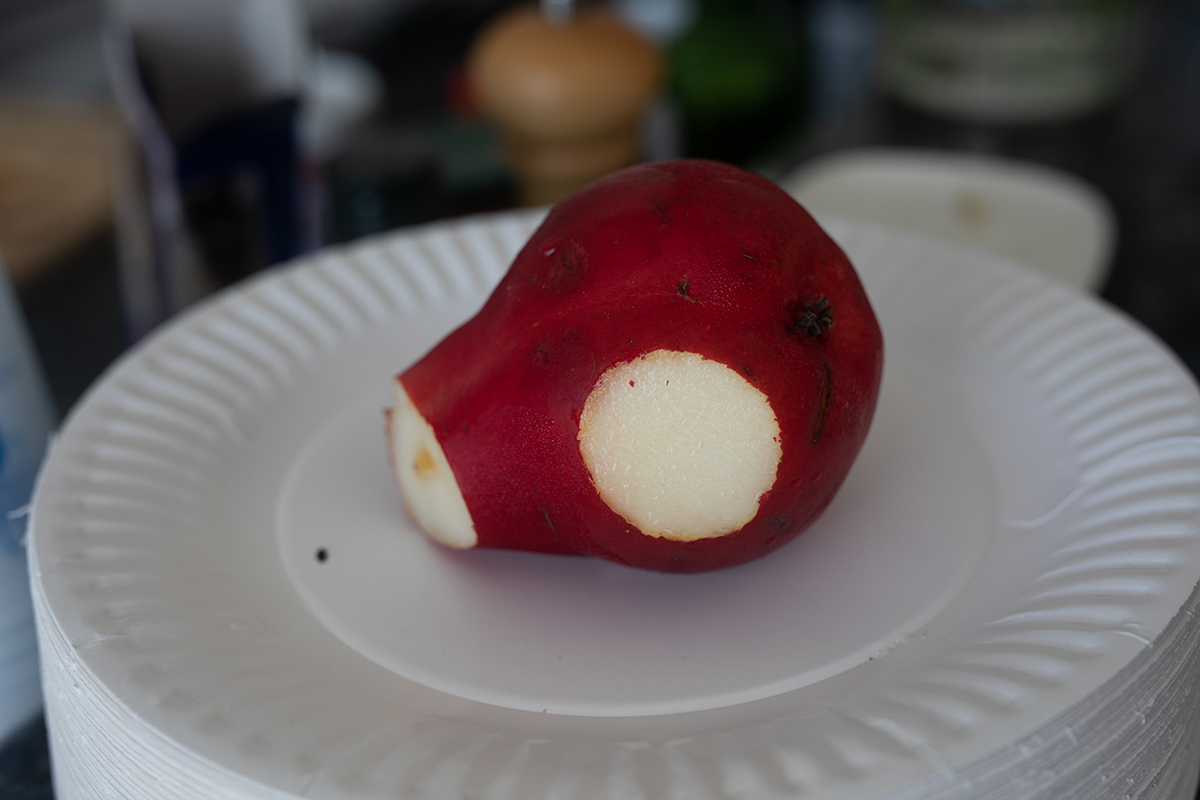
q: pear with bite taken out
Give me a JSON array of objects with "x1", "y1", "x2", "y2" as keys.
[{"x1": 389, "y1": 159, "x2": 882, "y2": 573}]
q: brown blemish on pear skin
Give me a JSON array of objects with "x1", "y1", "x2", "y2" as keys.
[
  {"x1": 541, "y1": 506, "x2": 559, "y2": 540},
  {"x1": 763, "y1": 515, "x2": 789, "y2": 533},
  {"x1": 413, "y1": 446, "x2": 437, "y2": 477},
  {"x1": 812, "y1": 362, "x2": 832, "y2": 444},
  {"x1": 542, "y1": 239, "x2": 588, "y2": 291},
  {"x1": 649, "y1": 196, "x2": 669, "y2": 225}
]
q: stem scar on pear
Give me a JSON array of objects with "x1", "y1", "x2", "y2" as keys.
[{"x1": 792, "y1": 295, "x2": 834, "y2": 338}]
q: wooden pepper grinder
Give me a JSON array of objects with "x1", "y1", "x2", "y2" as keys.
[{"x1": 469, "y1": 0, "x2": 663, "y2": 206}]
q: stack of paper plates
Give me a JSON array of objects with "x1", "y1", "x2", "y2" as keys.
[{"x1": 30, "y1": 211, "x2": 1200, "y2": 800}]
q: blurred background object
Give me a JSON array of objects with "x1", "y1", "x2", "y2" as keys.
[
  {"x1": 668, "y1": 0, "x2": 808, "y2": 166},
  {"x1": 782, "y1": 147, "x2": 1116, "y2": 291},
  {"x1": 327, "y1": 123, "x2": 442, "y2": 240},
  {"x1": 0, "y1": 0, "x2": 124, "y2": 419},
  {"x1": 297, "y1": 0, "x2": 425, "y2": 49},
  {"x1": 0, "y1": 0, "x2": 108, "y2": 101},
  {"x1": 468, "y1": 1, "x2": 662, "y2": 205},
  {"x1": 878, "y1": 0, "x2": 1137, "y2": 126},
  {"x1": 612, "y1": 0, "x2": 695, "y2": 44},
  {"x1": 0, "y1": 102, "x2": 114, "y2": 288},
  {"x1": 804, "y1": 0, "x2": 876, "y2": 128},
  {"x1": 300, "y1": 48, "x2": 383, "y2": 162},
  {"x1": 106, "y1": 0, "x2": 317, "y2": 338}
]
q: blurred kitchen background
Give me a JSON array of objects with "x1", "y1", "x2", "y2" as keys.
[{"x1": 2, "y1": 0, "x2": 1199, "y2": 796}]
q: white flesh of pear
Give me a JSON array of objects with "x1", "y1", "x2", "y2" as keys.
[
  {"x1": 578, "y1": 350, "x2": 782, "y2": 542},
  {"x1": 391, "y1": 384, "x2": 478, "y2": 549}
]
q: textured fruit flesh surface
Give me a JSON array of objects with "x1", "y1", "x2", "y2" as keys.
[
  {"x1": 578, "y1": 349, "x2": 782, "y2": 542},
  {"x1": 390, "y1": 386, "x2": 478, "y2": 549},
  {"x1": 398, "y1": 159, "x2": 883, "y2": 572}
]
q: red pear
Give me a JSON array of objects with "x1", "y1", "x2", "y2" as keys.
[{"x1": 390, "y1": 159, "x2": 883, "y2": 573}]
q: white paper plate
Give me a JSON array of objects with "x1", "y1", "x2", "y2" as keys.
[{"x1": 30, "y1": 212, "x2": 1200, "y2": 799}]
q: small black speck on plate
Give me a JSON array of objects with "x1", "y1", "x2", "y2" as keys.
[{"x1": 316, "y1": 548, "x2": 328, "y2": 563}]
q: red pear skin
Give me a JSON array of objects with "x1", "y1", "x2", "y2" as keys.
[{"x1": 398, "y1": 159, "x2": 883, "y2": 572}]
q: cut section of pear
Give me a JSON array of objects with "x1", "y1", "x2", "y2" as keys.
[
  {"x1": 578, "y1": 350, "x2": 782, "y2": 542},
  {"x1": 391, "y1": 383, "x2": 478, "y2": 549}
]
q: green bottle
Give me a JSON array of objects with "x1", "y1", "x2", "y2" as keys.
[{"x1": 669, "y1": 0, "x2": 808, "y2": 165}]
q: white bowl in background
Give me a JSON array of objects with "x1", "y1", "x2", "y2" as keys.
[{"x1": 780, "y1": 147, "x2": 1116, "y2": 292}]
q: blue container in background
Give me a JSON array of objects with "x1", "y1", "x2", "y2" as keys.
[{"x1": 0, "y1": 254, "x2": 56, "y2": 746}]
